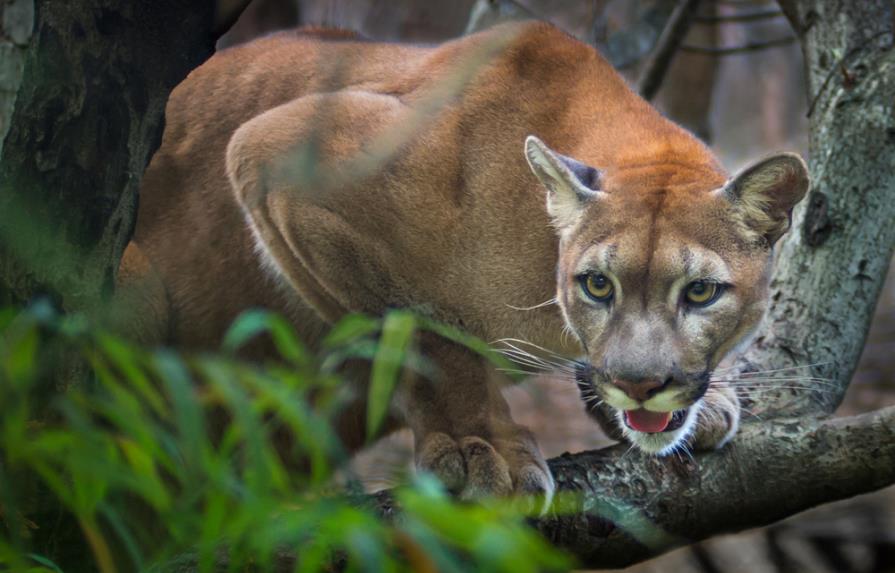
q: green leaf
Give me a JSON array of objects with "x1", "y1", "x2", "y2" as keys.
[
  {"x1": 366, "y1": 311, "x2": 417, "y2": 440},
  {"x1": 26, "y1": 554, "x2": 64, "y2": 573},
  {"x1": 322, "y1": 314, "x2": 380, "y2": 348},
  {"x1": 152, "y1": 350, "x2": 205, "y2": 468},
  {"x1": 222, "y1": 309, "x2": 273, "y2": 351},
  {"x1": 222, "y1": 310, "x2": 311, "y2": 367}
]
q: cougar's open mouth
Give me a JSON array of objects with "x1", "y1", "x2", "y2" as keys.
[{"x1": 623, "y1": 408, "x2": 689, "y2": 433}]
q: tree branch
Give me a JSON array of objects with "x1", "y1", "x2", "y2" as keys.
[
  {"x1": 693, "y1": 9, "x2": 784, "y2": 24},
  {"x1": 213, "y1": 0, "x2": 255, "y2": 39},
  {"x1": 680, "y1": 36, "x2": 795, "y2": 55},
  {"x1": 637, "y1": 0, "x2": 703, "y2": 100},
  {"x1": 536, "y1": 408, "x2": 895, "y2": 568},
  {"x1": 364, "y1": 408, "x2": 895, "y2": 570}
]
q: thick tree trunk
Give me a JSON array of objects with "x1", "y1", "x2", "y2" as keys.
[
  {"x1": 739, "y1": 0, "x2": 895, "y2": 417},
  {"x1": 0, "y1": 1, "x2": 220, "y2": 312}
]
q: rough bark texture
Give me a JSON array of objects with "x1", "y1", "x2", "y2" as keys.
[
  {"x1": 0, "y1": 0, "x2": 32, "y2": 158},
  {"x1": 738, "y1": 0, "x2": 895, "y2": 417},
  {"x1": 0, "y1": 0, "x2": 220, "y2": 312},
  {"x1": 533, "y1": 406, "x2": 895, "y2": 568}
]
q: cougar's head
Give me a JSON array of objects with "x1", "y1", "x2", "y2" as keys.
[{"x1": 524, "y1": 136, "x2": 809, "y2": 454}]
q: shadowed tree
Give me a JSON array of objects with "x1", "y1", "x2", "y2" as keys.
[
  {"x1": 0, "y1": 0, "x2": 247, "y2": 565},
  {"x1": 0, "y1": 0, "x2": 230, "y2": 312}
]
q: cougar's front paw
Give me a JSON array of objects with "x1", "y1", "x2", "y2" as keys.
[
  {"x1": 416, "y1": 430, "x2": 555, "y2": 507},
  {"x1": 691, "y1": 383, "x2": 740, "y2": 451}
]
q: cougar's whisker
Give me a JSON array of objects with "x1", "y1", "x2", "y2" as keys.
[
  {"x1": 712, "y1": 361, "x2": 834, "y2": 375},
  {"x1": 504, "y1": 297, "x2": 558, "y2": 311},
  {"x1": 727, "y1": 385, "x2": 839, "y2": 396},
  {"x1": 496, "y1": 367, "x2": 540, "y2": 377},
  {"x1": 739, "y1": 406, "x2": 763, "y2": 421},
  {"x1": 618, "y1": 443, "x2": 638, "y2": 463},
  {"x1": 496, "y1": 350, "x2": 551, "y2": 368},
  {"x1": 711, "y1": 378, "x2": 829, "y2": 387},
  {"x1": 713, "y1": 378, "x2": 839, "y2": 388},
  {"x1": 735, "y1": 371, "x2": 835, "y2": 381},
  {"x1": 712, "y1": 376, "x2": 838, "y2": 386},
  {"x1": 497, "y1": 346, "x2": 576, "y2": 373},
  {"x1": 498, "y1": 354, "x2": 575, "y2": 375},
  {"x1": 493, "y1": 338, "x2": 577, "y2": 365},
  {"x1": 495, "y1": 345, "x2": 557, "y2": 366},
  {"x1": 677, "y1": 442, "x2": 696, "y2": 466}
]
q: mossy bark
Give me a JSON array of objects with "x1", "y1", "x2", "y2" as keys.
[{"x1": 0, "y1": 0, "x2": 219, "y2": 313}]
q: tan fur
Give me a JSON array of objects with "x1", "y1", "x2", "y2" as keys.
[{"x1": 119, "y1": 22, "x2": 808, "y2": 500}]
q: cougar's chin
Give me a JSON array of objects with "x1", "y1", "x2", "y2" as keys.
[{"x1": 613, "y1": 400, "x2": 704, "y2": 456}]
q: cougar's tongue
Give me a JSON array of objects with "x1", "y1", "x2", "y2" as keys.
[{"x1": 625, "y1": 409, "x2": 672, "y2": 433}]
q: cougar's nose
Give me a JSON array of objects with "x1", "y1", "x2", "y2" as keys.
[{"x1": 612, "y1": 377, "x2": 671, "y2": 402}]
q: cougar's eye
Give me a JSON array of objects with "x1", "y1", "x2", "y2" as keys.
[
  {"x1": 684, "y1": 281, "x2": 721, "y2": 306},
  {"x1": 581, "y1": 273, "x2": 614, "y2": 303}
]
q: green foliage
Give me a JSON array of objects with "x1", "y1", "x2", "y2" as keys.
[{"x1": 0, "y1": 303, "x2": 573, "y2": 573}]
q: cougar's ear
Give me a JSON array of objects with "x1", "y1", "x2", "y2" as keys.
[
  {"x1": 524, "y1": 135, "x2": 602, "y2": 229},
  {"x1": 719, "y1": 153, "x2": 810, "y2": 246}
]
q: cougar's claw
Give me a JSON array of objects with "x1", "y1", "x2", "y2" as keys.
[{"x1": 416, "y1": 430, "x2": 555, "y2": 513}]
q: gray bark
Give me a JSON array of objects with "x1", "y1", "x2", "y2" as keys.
[
  {"x1": 0, "y1": 0, "x2": 32, "y2": 159},
  {"x1": 737, "y1": 0, "x2": 895, "y2": 417},
  {"x1": 531, "y1": 406, "x2": 895, "y2": 568}
]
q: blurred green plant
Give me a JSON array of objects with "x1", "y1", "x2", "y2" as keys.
[{"x1": 0, "y1": 302, "x2": 573, "y2": 573}]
